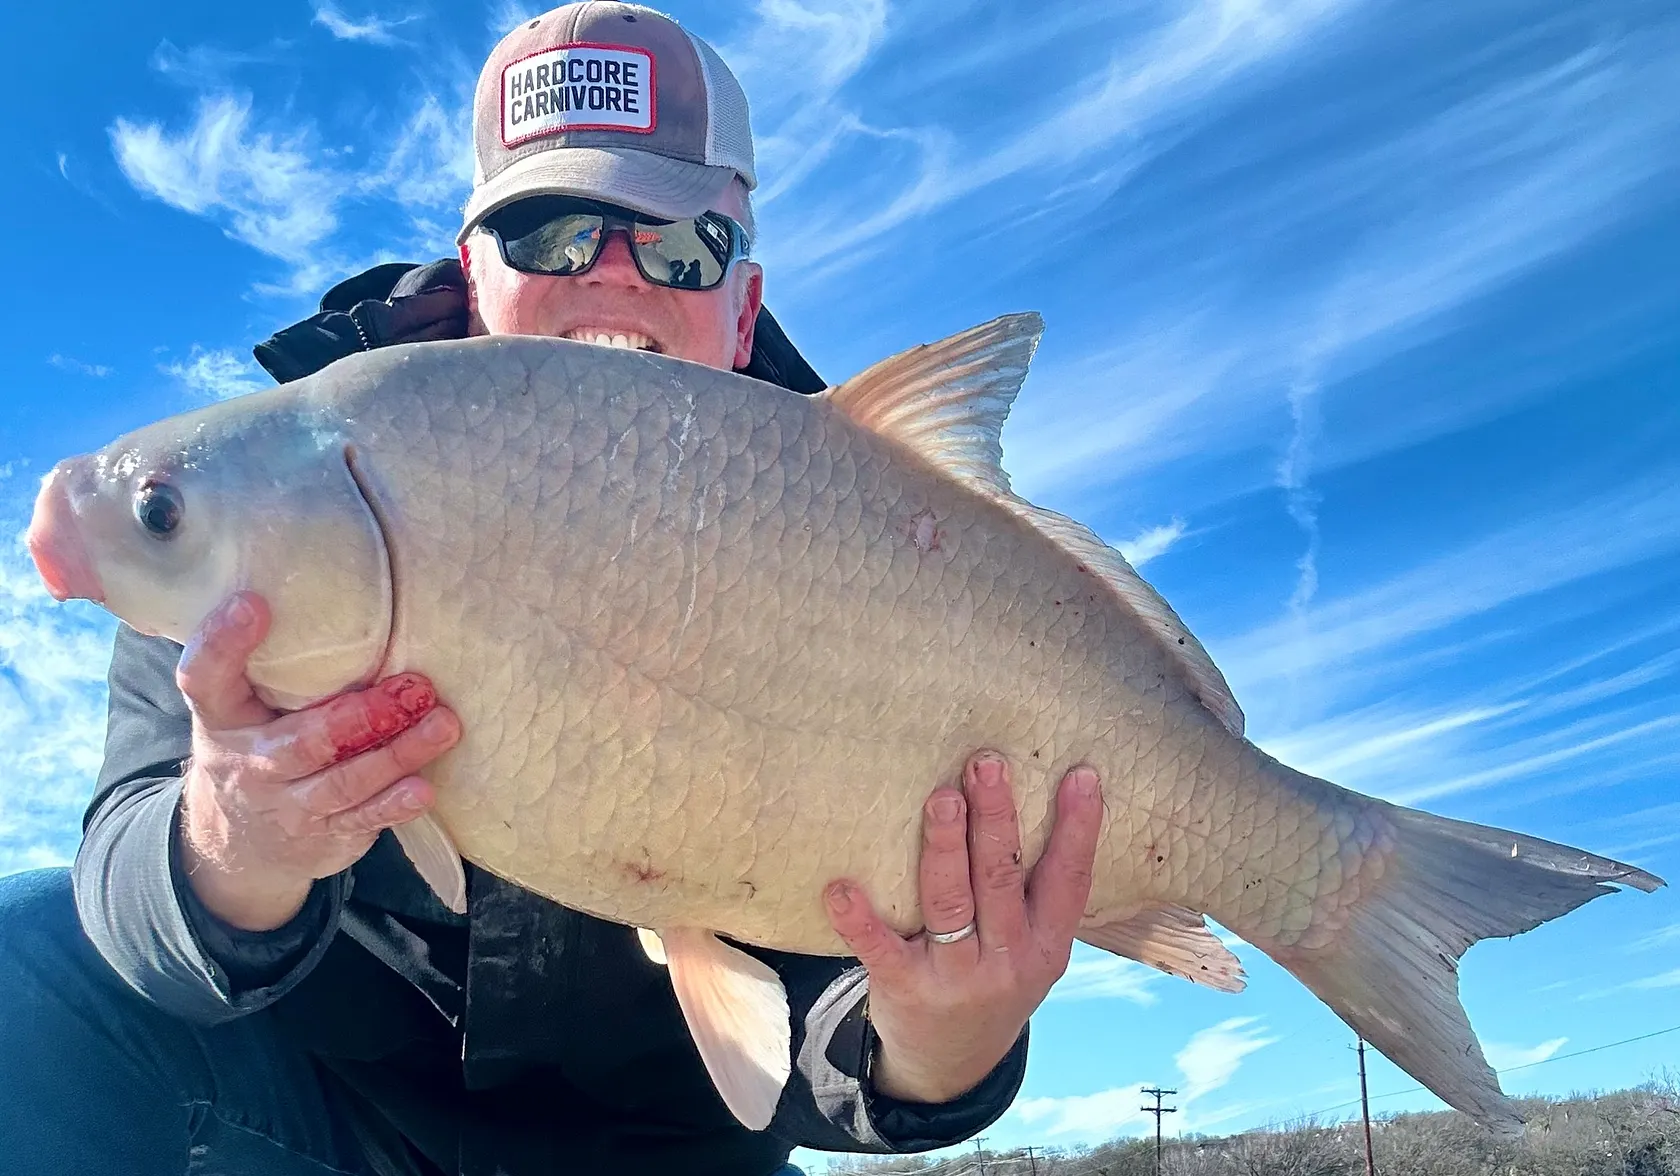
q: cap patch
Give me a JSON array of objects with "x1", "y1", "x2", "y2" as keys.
[{"x1": 502, "y1": 43, "x2": 656, "y2": 144}]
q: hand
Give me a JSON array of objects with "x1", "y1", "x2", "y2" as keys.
[
  {"x1": 176, "y1": 592, "x2": 461, "y2": 932},
  {"x1": 824, "y1": 752, "x2": 1104, "y2": 1104}
]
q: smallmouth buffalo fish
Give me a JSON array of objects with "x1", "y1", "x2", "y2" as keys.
[{"x1": 26, "y1": 315, "x2": 1663, "y2": 1131}]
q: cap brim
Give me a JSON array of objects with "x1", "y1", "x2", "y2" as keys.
[{"x1": 458, "y1": 147, "x2": 738, "y2": 243}]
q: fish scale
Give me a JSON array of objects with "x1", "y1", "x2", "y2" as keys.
[{"x1": 27, "y1": 315, "x2": 1663, "y2": 1134}]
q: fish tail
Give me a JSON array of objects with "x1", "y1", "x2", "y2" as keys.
[{"x1": 1267, "y1": 778, "x2": 1663, "y2": 1134}]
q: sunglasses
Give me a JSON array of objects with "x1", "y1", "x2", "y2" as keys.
[{"x1": 479, "y1": 197, "x2": 750, "y2": 291}]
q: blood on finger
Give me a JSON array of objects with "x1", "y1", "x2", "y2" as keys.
[{"x1": 320, "y1": 673, "x2": 437, "y2": 765}]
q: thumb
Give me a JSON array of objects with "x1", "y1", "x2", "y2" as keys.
[{"x1": 176, "y1": 592, "x2": 277, "y2": 732}]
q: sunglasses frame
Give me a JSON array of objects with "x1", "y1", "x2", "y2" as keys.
[{"x1": 479, "y1": 196, "x2": 751, "y2": 291}]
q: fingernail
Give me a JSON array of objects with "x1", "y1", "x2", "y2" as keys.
[
  {"x1": 223, "y1": 595, "x2": 254, "y2": 627},
  {"x1": 419, "y1": 710, "x2": 454, "y2": 740},
  {"x1": 968, "y1": 753, "x2": 1004, "y2": 790},
  {"x1": 929, "y1": 794, "x2": 963, "y2": 824},
  {"x1": 398, "y1": 786, "x2": 427, "y2": 812},
  {"x1": 1070, "y1": 767, "x2": 1100, "y2": 800},
  {"x1": 826, "y1": 882, "x2": 853, "y2": 913},
  {"x1": 382, "y1": 674, "x2": 437, "y2": 719}
]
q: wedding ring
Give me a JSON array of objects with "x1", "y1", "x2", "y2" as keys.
[{"x1": 925, "y1": 920, "x2": 978, "y2": 945}]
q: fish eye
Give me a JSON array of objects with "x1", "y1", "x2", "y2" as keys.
[{"x1": 133, "y1": 481, "x2": 184, "y2": 538}]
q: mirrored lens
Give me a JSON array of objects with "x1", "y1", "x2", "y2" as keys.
[
  {"x1": 500, "y1": 210, "x2": 604, "y2": 276},
  {"x1": 630, "y1": 215, "x2": 734, "y2": 290}
]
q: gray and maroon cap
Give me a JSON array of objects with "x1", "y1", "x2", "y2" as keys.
[{"x1": 457, "y1": 2, "x2": 755, "y2": 244}]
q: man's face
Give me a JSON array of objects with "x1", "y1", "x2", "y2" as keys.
[{"x1": 460, "y1": 181, "x2": 764, "y2": 372}]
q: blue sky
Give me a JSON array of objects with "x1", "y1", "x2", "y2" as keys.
[{"x1": 2, "y1": 0, "x2": 1677, "y2": 1161}]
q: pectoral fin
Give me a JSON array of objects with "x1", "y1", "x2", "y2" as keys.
[
  {"x1": 392, "y1": 812, "x2": 467, "y2": 915},
  {"x1": 659, "y1": 927, "x2": 791, "y2": 1131},
  {"x1": 637, "y1": 927, "x2": 668, "y2": 966}
]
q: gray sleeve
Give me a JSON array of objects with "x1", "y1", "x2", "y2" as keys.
[
  {"x1": 765, "y1": 952, "x2": 1030, "y2": 1152},
  {"x1": 71, "y1": 624, "x2": 347, "y2": 1023}
]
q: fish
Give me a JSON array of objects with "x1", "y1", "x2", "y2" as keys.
[{"x1": 26, "y1": 315, "x2": 1663, "y2": 1133}]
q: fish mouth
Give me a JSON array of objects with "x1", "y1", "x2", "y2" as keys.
[
  {"x1": 343, "y1": 443, "x2": 399, "y2": 685},
  {"x1": 26, "y1": 465, "x2": 105, "y2": 604}
]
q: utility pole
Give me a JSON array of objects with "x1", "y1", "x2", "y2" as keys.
[
  {"x1": 1024, "y1": 1145, "x2": 1040, "y2": 1176},
  {"x1": 974, "y1": 1136, "x2": 989, "y2": 1176},
  {"x1": 1356, "y1": 1039, "x2": 1377, "y2": 1176},
  {"x1": 1140, "y1": 1087, "x2": 1178, "y2": 1176}
]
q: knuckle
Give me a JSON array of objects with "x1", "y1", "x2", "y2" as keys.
[
  {"x1": 923, "y1": 891, "x2": 972, "y2": 924},
  {"x1": 980, "y1": 858, "x2": 1025, "y2": 892},
  {"x1": 273, "y1": 806, "x2": 315, "y2": 840},
  {"x1": 389, "y1": 725, "x2": 450, "y2": 774},
  {"x1": 299, "y1": 767, "x2": 360, "y2": 816},
  {"x1": 289, "y1": 721, "x2": 343, "y2": 776},
  {"x1": 325, "y1": 805, "x2": 376, "y2": 837}
]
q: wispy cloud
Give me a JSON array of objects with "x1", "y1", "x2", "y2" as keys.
[
  {"x1": 162, "y1": 346, "x2": 268, "y2": 400},
  {"x1": 1176, "y1": 1017, "x2": 1279, "y2": 1103},
  {"x1": 111, "y1": 94, "x2": 345, "y2": 293},
  {"x1": 1013, "y1": 1085, "x2": 1150, "y2": 1140},
  {"x1": 312, "y1": 3, "x2": 415, "y2": 46},
  {"x1": 1003, "y1": 25, "x2": 1680, "y2": 502},
  {"x1": 48, "y1": 354, "x2": 113, "y2": 378},
  {"x1": 1484, "y1": 1037, "x2": 1567, "y2": 1071},
  {"x1": 1118, "y1": 519, "x2": 1187, "y2": 570},
  {"x1": 485, "y1": 0, "x2": 546, "y2": 38},
  {"x1": 1012, "y1": 1016, "x2": 1277, "y2": 1140},
  {"x1": 1631, "y1": 922, "x2": 1680, "y2": 952},
  {"x1": 0, "y1": 489, "x2": 115, "y2": 875},
  {"x1": 107, "y1": 73, "x2": 476, "y2": 296},
  {"x1": 757, "y1": 0, "x2": 1354, "y2": 284},
  {"x1": 1219, "y1": 474, "x2": 1680, "y2": 695},
  {"x1": 1627, "y1": 968, "x2": 1680, "y2": 991},
  {"x1": 1049, "y1": 949, "x2": 1162, "y2": 1005}
]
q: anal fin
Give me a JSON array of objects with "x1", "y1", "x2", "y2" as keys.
[
  {"x1": 1080, "y1": 904, "x2": 1245, "y2": 993},
  {"x1": 660, "y1": 928, "x2": 791, "y2": 1131},
  {"x1": 392, "y1": 812, "x2": 467, "y2": 915}
]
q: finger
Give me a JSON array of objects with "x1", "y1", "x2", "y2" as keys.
[
  {"x1": 917, "y1": 788, "x2": 978, "y2": 950},
  {"x1": 176, "y1": 593, "x2": 274, "y2": 731},
  {"x1": 964, "y1": 752, "x2": 1029, "y2": 949},
  {"x1": 291, "y1": 708, "x2": 459, "y2": 818},
  {"x1": 824, "y1": 881, "x2": 914, "y2": 984},
  {"x1": 321, "y1": 776, "x2": 436, "y2": 838},
  {"x1": 1027, "y1": 766, "x2": 1105, "y2": 953},
  {"x1": 253, "y1": 674, "x2": 441, "y2": 781}
]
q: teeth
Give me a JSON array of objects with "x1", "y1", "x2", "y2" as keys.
[{"x1": 564, "y1": 328, "x2": 656, "y2": 352}]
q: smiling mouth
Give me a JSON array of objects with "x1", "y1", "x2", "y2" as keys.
[{"x1": 560, "y1": 328, "x2": 663, "y2": 354}]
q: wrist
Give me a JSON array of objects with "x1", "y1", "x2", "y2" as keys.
[
  {"x1": 177, "y1": 776, "x2": 311, "y2": 932},
  {"x1": 868, "y1": 1035, "x2": 988, "y2": 1105}
]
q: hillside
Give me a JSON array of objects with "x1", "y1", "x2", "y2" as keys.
[{"x1": 818, "y1": 1081, "x2": 1679, "y2": 1176}]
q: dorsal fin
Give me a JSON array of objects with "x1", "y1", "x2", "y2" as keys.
[
  {"x1": 821, "y1": 314, "x2": 1244, "y2": 737},
  {"x1": 821, "y1": 313, "x2": 1041, "y2": 500}
]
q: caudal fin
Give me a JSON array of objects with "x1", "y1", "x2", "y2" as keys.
[{"x1": 1268, "y1": 788, "x2": 1663, "y2": 1134}]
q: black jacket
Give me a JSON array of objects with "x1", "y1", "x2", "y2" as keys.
[{"x1": 72, "y1": 262, "x2": 1027, "y2": 1176}]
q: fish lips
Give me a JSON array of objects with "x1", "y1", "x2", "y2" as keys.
[{"x1": 27, "y1": 464, "x2": 106, "y2": 604}]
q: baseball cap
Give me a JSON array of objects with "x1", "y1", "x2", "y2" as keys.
[{"x1": 458, "y1": 2, "x2": 756, "y2": 245}]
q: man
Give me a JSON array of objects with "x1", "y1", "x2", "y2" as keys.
[{"x1": 0, "y1": 5, "x2": 1104, "y2": 1174}]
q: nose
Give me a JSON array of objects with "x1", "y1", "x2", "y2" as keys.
[
  {"x1": 582, "y1": 227, "x2": 652, "y2": 289},
  {"x1": 26, "y1": 465, "x2": 104, "y2": 604}
]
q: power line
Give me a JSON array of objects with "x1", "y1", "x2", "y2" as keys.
[{"x1": 1305, "y1": 1021, "x2": 1680, "y2": 1120}]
